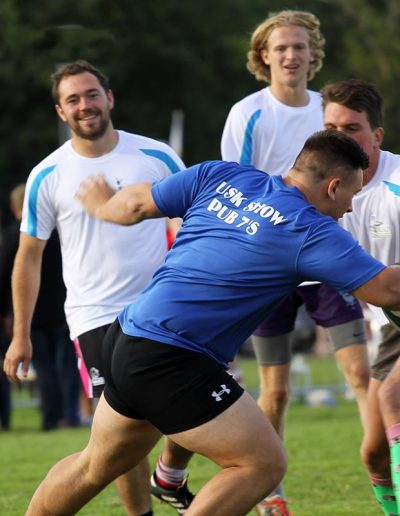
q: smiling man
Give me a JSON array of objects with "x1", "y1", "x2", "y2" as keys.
[{"x1": 3, "y1": 60, "x2": 193, "y2": 516}]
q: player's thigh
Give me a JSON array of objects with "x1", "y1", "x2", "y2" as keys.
[
  {"x1": 252, "y1": 333, "x2": 292, "y2": 366},
  {"x1": 252, "y1": 293, "x2": 300, "y2": 342},
  {"x1": 372, "y1": 324, "x2": 400, "y2": 382},
  {"x1": 334, "y1": 341, "x2": 370, "y2": 375},
  {"x1": 257, "y1": 362, "x2": 292, "y2": 394},
  {"x1": 168, "y1": 391, "x2": 286, "y2": 470},
  {"x1": 83, "y1": 394, "x2": 161, "y2": 477},
  {"x1": 378, "y1": 356, "x2": 400, "y2": 418}
]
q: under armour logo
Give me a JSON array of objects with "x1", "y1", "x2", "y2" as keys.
[{"x1": 212, "y1": 384, "x2": 231, "y2": 401}]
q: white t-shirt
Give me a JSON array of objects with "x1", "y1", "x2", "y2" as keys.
[
  {"x1": 21, "y1": 130, "x2": 185, "y2": 339},
  {"x1": 221, "y1": 86, "x2": 323, "y2": 175},
  {"x1": 341, "y1": 150, "x2": 400, "y2": 324},
  {"x1": 221, "y1": 86, "x2": 323, "y2": 287}
]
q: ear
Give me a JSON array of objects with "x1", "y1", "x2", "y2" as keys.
[
  {"x1": 107, "y1": 89, "x2": 115, "y2": 110},
  {"x1": 374, "y1": 126, "x2": 384, "y2": 148},
  {"x1": 260, "y1": 49, "x2": 270, "y2": 66},
  {"x1": 55, "y1": 104, "x2": 67, "y2": 123},
  {"x1": 327, "y1": 177, "x2": 340, "y2": 201}
]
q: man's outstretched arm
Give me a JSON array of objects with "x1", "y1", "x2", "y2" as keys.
[{"x1": 76, "y1": 174, "x2": 163, "y2": 225}]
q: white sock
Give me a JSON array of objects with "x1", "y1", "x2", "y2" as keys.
[{"x1": 155, "y1": 456, "x2": 187, "y2": 488}]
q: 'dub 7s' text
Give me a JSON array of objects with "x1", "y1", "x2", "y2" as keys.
[{"x1": 207, "y1": 181, "x2": 287, "y2": 236}]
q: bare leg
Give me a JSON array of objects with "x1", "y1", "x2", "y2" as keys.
[
  {"x1": 169, "y1": 391, "x2": 287, "y2": 516},
  {"x1": 360, "y1": 378, "x2": 390, "y2": 477},
  {"x1": 26, "y1": 395, "x2": 161, "y2": 515},
  {"x1": 378, "y1": 356, "x2": 400, "y2": 428},
  {"x1": 161, "y1": 438, "x2": 194, "y2": 469},
  {"x1": 335, "y1": 343, "x2": 370, "y2": 430},
  {"x1": 115, "y1": 458, "x2": 152, "y2": 515},
  {"x1": 257, "y1": 363, "x2": 291, "y2": 437}
]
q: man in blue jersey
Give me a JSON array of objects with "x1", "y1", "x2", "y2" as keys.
[
  {"x1": 222, "y1": 15, "x2": 369, "y2": 514},
  {"x1": 18, "y1": 130, "x2": 400, "y2": 516}
]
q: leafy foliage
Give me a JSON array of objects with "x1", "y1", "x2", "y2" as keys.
[{"x1": 0, "y1": 0, "x2": 399, "y2": 224}]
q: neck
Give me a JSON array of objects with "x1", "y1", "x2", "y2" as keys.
[
  {"x1": 284, "y1": 173, "x2": 324, "y2": 210},
  {"x1": 71, "y1": 125, "x2": 118, "y2": 158},
  {"x1": 269, "y1": 82, "x2": 309, "y2": 107}
]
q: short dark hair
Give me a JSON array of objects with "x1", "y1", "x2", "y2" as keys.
[
  {"x1": 51, "y1": 60, "x2": 110, "y2": 104},
  {"x1": 293, "y1": 129, "x2": 370, "y2": 182},
  {"x1": 321, "y1": 79, "x2": 383, "y2": 129}
]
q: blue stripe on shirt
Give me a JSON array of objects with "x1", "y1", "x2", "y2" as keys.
[
  {"x1": 139, "y1": 149, "x2": 181, "y2": 174},
  {"x1": 27, "y1": 165, "x2": 56, "y2": 237},
  {"x1": 384, "y1": 181, "x2": 400, "y2": 196},
  {"x1": 239, "y1": 109, "x2": 261, "y2": 165}
]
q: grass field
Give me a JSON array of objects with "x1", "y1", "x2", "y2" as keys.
[{"x1": 0, "y1": 355, "x2": 381, "y2": 515}]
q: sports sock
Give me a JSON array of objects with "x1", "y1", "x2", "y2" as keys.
[
  {"x1": 370, "y1": 476, "x2": 398, "y2": 515},
  {"x1": 387, "y1": 423, "x2": 400, "y2": 514},
  {"x1": 267, "y1": 483, "x2": 285, "y2": 499},
  {"x1": 155, "y1": 456, "x2": 187, "y2": 489}
]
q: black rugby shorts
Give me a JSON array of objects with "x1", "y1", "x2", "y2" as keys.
[{"x1": 103, "y1": 319, "x2": 244, "y2": 434}]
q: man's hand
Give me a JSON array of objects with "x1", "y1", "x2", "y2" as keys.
[
  {"x1": 3, "y1": 336, "x2": 33, "y2": 384},
  {"x1": 75, "y1": 174, "x2": 115, "y2": 217}
]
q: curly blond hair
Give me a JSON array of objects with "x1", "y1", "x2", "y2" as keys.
[{"x1": 247, "y1": 10, "x2": 325, "y2": 83}]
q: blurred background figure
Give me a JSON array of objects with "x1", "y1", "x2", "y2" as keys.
[
  {"x1": 0, "y1": 184, "x2": 26, "y2": 430},
  {"x1": 30, "y1": 227, "x2": 81, "y2": 430},
  {"x1": 0, "y1": 183, "x2": 81, "y2": 431}
]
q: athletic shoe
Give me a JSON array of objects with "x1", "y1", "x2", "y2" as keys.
[
  {"x1": 257, "y1": 495, "x2": 292, "y2": 516},
  {"x1": 150, "y1": 472, "x2": 195, "y2": 514}
]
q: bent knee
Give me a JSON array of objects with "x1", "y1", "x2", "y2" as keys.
[
  {"x1": 342, "y1": 364, "x2": 370, "y2": 389},
  {"x1": 255, "y1": 439, "x2": 287, "y2": 485},
  {"x1": 259, "y1": 386, "x2": 290, "y2": 408},
  {"x1": 360, "y1": 440, "x2": 390, "y2": 475}
]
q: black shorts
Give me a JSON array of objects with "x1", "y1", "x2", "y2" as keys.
[
  {"x1": 74, "y1": 324, "x2": 111, "y2": 398},
  {"x1": 103, "y1": 319, "x2": 244, "y2": 434}
]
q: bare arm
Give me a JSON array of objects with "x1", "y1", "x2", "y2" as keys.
[
  {"x1": 3, "y1": 233, "x2": 46, "y2": 383},
  {"x1": 351, "y1": 265, "x2": 400, "y2": 310},
  {"x1": 75, "y1": 174, "x2": 163, "y2": 225}
]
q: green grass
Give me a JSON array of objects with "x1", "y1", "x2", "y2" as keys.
[{"x1": 0, "y1": 356, "x2": 381, "y2": 515}]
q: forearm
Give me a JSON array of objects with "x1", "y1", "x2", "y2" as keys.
[
  {"x1": 76, "y1": 177, "x2": 163, "y2": 225},
  {"x1": 352, "y1": 265, "x2": 400, "y2": 310},
  {"x1": 94, "y1": 186, "x2": 156, "y2": 225}
]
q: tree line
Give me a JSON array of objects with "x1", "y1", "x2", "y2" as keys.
[{"x1": 0, "y1": 0, "x2": 398, "y2": 223}]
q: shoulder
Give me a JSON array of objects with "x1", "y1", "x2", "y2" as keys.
[
  {"x1": 27, "y1": 146, "x2": 68, "y2": 189},
  {"x1": 119, "y1": 130, "x2": 171, "y2": 153},
  {"x1": 229, "y1": 89, "x2": 267, "y2": 113},
  {"x1": 379, "y1": 150, "x2": 400, "y2": 174},
  {"x1": 118, "y1": 130, "x2": 184, "y2": 172}
]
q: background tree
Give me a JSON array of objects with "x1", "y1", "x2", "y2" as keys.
[{"x1": 0, "y1": 0, "x2": 398, "y2": 225}]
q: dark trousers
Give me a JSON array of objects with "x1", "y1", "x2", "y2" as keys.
[
  {"x1": 31, "y1": 324, "x2": 81, "y2": 430},
  {"x1": 0, "y1": 369, "x2": 11, "y2": 430},
  {"x1": 0, "y1": 332, "x2": 11, "y2": 430}
]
